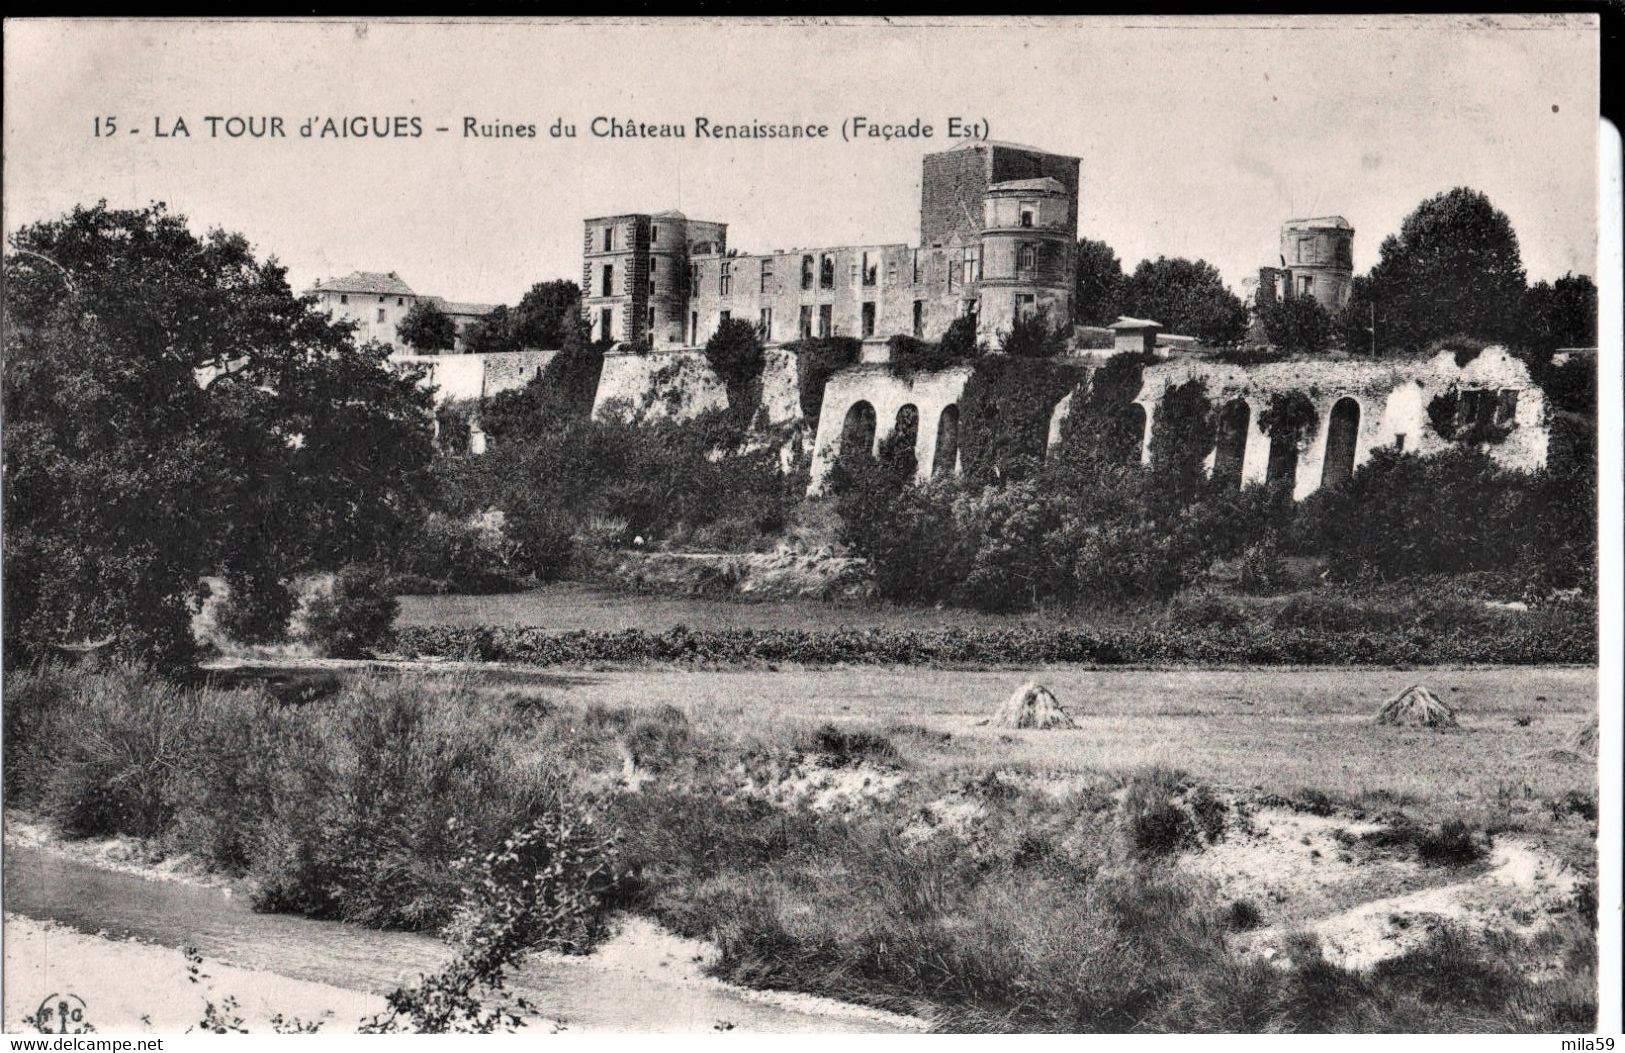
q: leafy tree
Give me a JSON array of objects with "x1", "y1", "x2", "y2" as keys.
[
  {"x1": 1360, "y1": 187, "x2": 1528, "y2": 353},
  {"x1": 1073, "y1": 237, "x2": 1126, "y2": 326},
  {"x1": 462, "y1": 304, "x2": 520, "y2": 356},
  {"x1": 511, "y1": 280, "x2": 583, "y2": 350},
  {"x1": 703, "y1": 317, "x2": 766, "y2": 420},
  {"x1": 1520, "y1": 272, "x2": 1597, "y2": 361},
  {"x1": 398, "y1": 299, "x2": 457, "y2": 354},
  {"x1": 3, "y1": 202, "x2": 434, "y2": 667},
  {"x1": 1257, "y1": 295, "x2": 1332, "y2": 355},
  {"x1": 1121, "y1": 257, "x2": 1249, "y2": 346}
]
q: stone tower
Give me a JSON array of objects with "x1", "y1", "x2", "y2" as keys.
[
  {"x1": 1278, "y1": 216, "x2": 1354, "y2": 311},
  {"x1": 918, "y1": 140, "x2": 1081, "y2": 340}
]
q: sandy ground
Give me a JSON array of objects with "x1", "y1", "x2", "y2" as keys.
[
  {"x1": 4, "y1": 914, "x2": 387, "y2": 1034},
  {"x1": 3, "y1": 816, "x2": 925, "y2": 1035}
]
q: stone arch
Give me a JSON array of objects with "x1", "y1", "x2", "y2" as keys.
[
  {"x1": 1266, "y1": 428, "x2": 1299, "y2": 488},
  {"x1": 1213, "y1": 398, "x2": 1250, "y2": 489},
  {"x1": 1321, "y1": 397, "x2": 1361, "y2": 488},
  {"x1": 886, "y1": 404, "x2": 921, "y2": 468},
  {"x1": 839, "y1": 400, "x2": 877, "y2": 461},
  {"x1": 932, "y1": 404, "x2": 961, "y2": 478},
  {"x1": 1122, "y1": 402, "x2": 1148, "y2": 463}
]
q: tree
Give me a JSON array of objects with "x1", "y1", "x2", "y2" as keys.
[
  {"x1": 1257, "y1": 294, "x2": 1332, "y2": 355},
  {"x1": 461, "y1": 304, "x2": 520, "y2": 356},
  {"x1": 1361, "y1": 187, "x2": 1527, "y2": 353},
  {"x1": 1120, "y1": 257, "x2": 1249, "y2": 346},
  {"x1": 3, "y1": 202, "x2": 435, "y2": 668},
  {"x1": 1520, "y1": 272, "x2": 1597, "y2": 360},
  {"x1": 1073, "y1": 238, "x2": 1125, "y2": 326},
  {"x1": 703, "y1": 317, "x2": 766, "y2": 420},
  {"x1": 398, "y1": 299, "x2": 457, "y2": 354},
  {"x1": 511, "y1": 280, "x2": 582, "y2": 350}
]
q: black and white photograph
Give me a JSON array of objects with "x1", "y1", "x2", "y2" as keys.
[{"x1": 1, "y1": 14, "x2": 1618, "y2": 1037}]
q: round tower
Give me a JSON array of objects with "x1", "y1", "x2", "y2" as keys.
[
  {"x1": 977, "y1": 177, "x2": 1074, "y2": 341},
  {"x1": 1280, "y1": 216, "x2": 1354, "y2": 311}
]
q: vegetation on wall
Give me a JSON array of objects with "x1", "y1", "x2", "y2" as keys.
[
  {"x1": 1426, "y1": 386, "x2": 1515, "y2": 446},
  {"x1": 1257, "y1": 390, "x2": 1320, "y2": 447},
  {"x1": 958, "y1": 355, "x2": 1086, "y2": 484},
  {"x1": 787, "y1": 336, "x2": 862, "y2": 422}
]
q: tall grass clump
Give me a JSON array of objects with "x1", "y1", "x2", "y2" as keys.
[{"x1": 5, "y1": 663, "x2": 622, "y2": 942}]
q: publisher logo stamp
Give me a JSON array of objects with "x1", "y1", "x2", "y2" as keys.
[{"x1": 33, "y1": 992, "x2": 92, "y2": 1034}]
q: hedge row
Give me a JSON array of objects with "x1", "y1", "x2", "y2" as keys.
[{"x1": 386, "y1": 618, "x2": 1594, "y2": 668}]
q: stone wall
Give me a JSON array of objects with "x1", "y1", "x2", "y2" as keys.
[
  {"x1": 1049, "y1": 346, "x2": 1546, "y2": 499},
  {"x1": 592, "y1": 346, "x2": 805, "y2": 425},
  {"x1": 809, "y1": 363, "x2": 975, "y2": 491},
  {"x1": 393, "y1": 350, "x2": 557, "y2": 405},
  {"x1": 808, "y1": 346, "x2": 1546, "y2": 499}
]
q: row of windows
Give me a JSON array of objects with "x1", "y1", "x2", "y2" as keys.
[
  {"x1": 596, "y1": 243, "x2": 1047, "y2": 308},
  {"x1": 335, "y1": 294, "x2": 407, "y2": 307}
]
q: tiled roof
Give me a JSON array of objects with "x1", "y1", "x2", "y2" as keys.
[
  {"x1": 310, "y1": 270, "x2": 416, "y2": 296},
  {"x1": 424, "y1": 296, "x2": 498, "y2": 317}
]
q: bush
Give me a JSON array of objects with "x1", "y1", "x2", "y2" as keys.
[
  {"x1": 1415, "y1": 820, "x2": 1488, "y2": 868},
  {"x1": 996, "y1": 309, "x2": 1070, "y2": 359},
  {"x1": 214, "y1": 572, "x2": 296, "y2": 645},
  {"x1": 1295, "y1": 447, "x2": 1528, "y2": 581},
  {"x1": 302, "y1": 564, "x2": 398, "y2": 658},
  {"x1": 390, "y1": 512, "x2": 519, "y2": 594},
  {"x1": 385, "y1": 610, "x2": 1595, "y2": 667}
]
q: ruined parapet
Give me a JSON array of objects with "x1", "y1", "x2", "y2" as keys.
[
  {"x1": 807, "y1": 362, "x2": 976, "y2": 493},
  {"x1": 1045, "y1": 345, "x2": 1547, "y2": 501}
]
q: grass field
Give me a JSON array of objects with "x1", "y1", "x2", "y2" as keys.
[
  {"x1": 394, "y1": 582, "x2": 1064, "y2": 632},
  {"x1": 7, "y1": 660, "x2": 1599, "y2": 1031},
  {"x1": 484, "y1": 664, "x2": 1598, "y2": 832}
]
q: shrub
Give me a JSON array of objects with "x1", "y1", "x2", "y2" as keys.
[
  {"x1": 1227, "y1": 898, "x2": 1264, "y2": 931},
  {"x1": 803, "y1": 724, "x2": 899, "y2": 767},
  {"x1": 1295, "y1": 447, "x2": 1529, "y2": 581},
  {"x1": 996, "y1": 309, "x2": 1069, "y2": 359},
  {"x1": 1236, "y1": 542, "x2": 1290, "y2": 594},
  {"x1": 302, "y1": 564, "x2": 398, "y2": 658},
  {"x1": 21, "y1": 665, "x2": 204, "y2": 837},
  {"x1": 1415, "y1": 820, "x2": 1488, "y2": 867},
  {"x1": 214, "y1": 572, "x2": 296, "y2": 645}
]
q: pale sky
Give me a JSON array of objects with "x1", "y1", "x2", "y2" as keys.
[{"x1": 3, "y1": 16, "x2": 1600, "y2": 308}]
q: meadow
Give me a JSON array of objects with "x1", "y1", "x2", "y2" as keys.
[{"x1": 4, "y1": 660, "x2": 1599, "y2": 1032}]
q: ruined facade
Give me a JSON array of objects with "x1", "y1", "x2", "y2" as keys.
[{"x1": 581, "y1": 140, "x2": 1080, "y2": 351}]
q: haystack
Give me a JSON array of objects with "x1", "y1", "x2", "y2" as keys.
[
  {"x1": 985, "y1": 682, "x2": 1076, "y2": 730},
  {"x1": 1375, "y1": 684, "x2": 1458, "y2": 729},
  {"x1": 1569, "y1": 718, "x2": 1599, "y2": 758}
]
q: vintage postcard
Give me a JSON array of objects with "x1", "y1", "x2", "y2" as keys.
[{"x1": 2, "y1": 14, "x2": 1617, "y2": 1039}]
